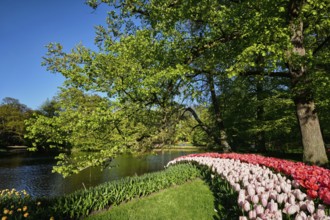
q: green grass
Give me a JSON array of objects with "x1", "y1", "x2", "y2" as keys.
[{"x1": 86, "y1": 179, "x2": 217, "y2": 220}]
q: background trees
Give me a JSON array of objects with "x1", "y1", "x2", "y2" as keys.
[{"x1": 0, "y1": 97, "x2": 32, "y2": 147}]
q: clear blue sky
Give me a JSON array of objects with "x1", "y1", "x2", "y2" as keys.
[{"x1": 0, "y1": 0, "x2": 109, "y2": 109}]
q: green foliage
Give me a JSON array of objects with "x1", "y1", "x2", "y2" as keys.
[
  {"x1": 198, "y1": 164, "x2": 241, "y2": 220},
  {"x1": 85, "y1": 163, "x2": 241, "y2": 220},
  {"x1": 38, "y1": 98, "x2": 60, "y2": 117},
  {"x1": 88, "y1": 179, "x2": 216, "y2": 220},
  {"x1": 50, "y1": 163, "x2": 202, "y2": 219},
  {"x1": 221, "y1": 76, "x2": 300, "y2": 151},
  {"x1": 0, "y1": 97, "x2": 32, "y2": 147},
  {"x1": 0, "y1": 189, "x2": 48, "y2": 220},
  {"x1": 314, "y1": 71, "x2": 330, "y2": 144},
  {"x1": 0, "y1": 163, "x2": 202, "y2": 219},
  {"x1": 31, "y1": 0, "x2": 330, "y2": 170},
  {"x1": 25, "y1": 87, "x2": 186, "y2": 176}
]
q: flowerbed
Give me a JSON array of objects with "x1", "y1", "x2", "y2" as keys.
[
  {"x1": 0, "y1": 163, "x2": 202, "y2": 220},
  {"x1": 168, "y1": 153, "x2": 330, "y2": 220}
]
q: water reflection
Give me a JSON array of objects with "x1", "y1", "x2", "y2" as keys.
[{"x1": 0, "y1": 150, "x2": 199, "y2": 197}]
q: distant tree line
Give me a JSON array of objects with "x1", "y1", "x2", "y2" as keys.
[
  {"x1": 0, "y1": 97, "x2": 32, "y2": 147},
  {"x1": 0, "y1": 97, "x2": 58, "y2": 148}
]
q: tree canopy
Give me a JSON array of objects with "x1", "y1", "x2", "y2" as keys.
[{"x1": 25, "y1": 0, "x2": 330, "y2": 176}]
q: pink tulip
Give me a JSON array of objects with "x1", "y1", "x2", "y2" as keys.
[
  {"x1": 281, "y1": 182, "x2": 291, "y2": 193},
  {"x1": 295, "y1": 215, "x2": 304, "y2": 220},
  {"x1": 289, "y1": 194, "x2": 296, "y2": 204},
  {"x1": 292, "y1": 180, "x2": 300, "y2": 188},
  {"x1": 243, "y1": 180, "x2": 249, "y2": 187},
  {"x1": 238, "y1": 190, "x2": 246, "y2": 206},
  {"x1": 247, "y1": 185, "x2": 256, "y2": 197},
  {"x1": 298, "y1": 211, "x2": 308, "y2": 219},
  {"x1": 317, "y1": 204, "x2": 325, "y2": 210},
  {"x1": 234, "y1": 183, "x2": 241, "y2": 192},
  {"x1": 294, "y1": 190, "x2": 307, "y2": 201},
  {"x1": 269, "y1": 191, "x2": 277, "y2": 200},
  {"x1": 315, "y1": 208, "x2": 325, "y2": 218},
  {"x1": 276, "y1": 193, "x2": 285, "y2": 204},
  {"x1": 284, "y1": 204, "x2": 299, "y2": 215},
  {"x1": 274, "y1": 210, "x2": 283, "y2": 219},
  {"x1": 243, "y1": 201, "x2": 251, "y2": 212},
  {"x1": 260, "y1": 192, "x2": 269, "y2": 201},
  {"x1": 252, "y1": 194, "x2": 259, "y2": 204},
  {"x1": 266, "y1": 181, "x2": 274, "y2": 190},
  {"x1": 256, "y1": 186, "x2": 265, "y2": 194},
  {"x1": 267, "y1": 199, "x2": 278, "y2": 212},
  {"x1": 261, "y1": 198, "x2": 268, "y2": 208},
  {"x1": 306, "y1": 202, "x2": 315, "y2": 214},
  {"x1": 255, "y1": 204, "x2": 264, "y2": 216},
  {"x1": 275, "y1": 185, "x2": 282, "y2": 193},
  {"x1": 248, "y1": 210, "x2": 257, "y2": 219}
]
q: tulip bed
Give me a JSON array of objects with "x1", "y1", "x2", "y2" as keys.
[{"x1": 167, "y1": 153, "x2": 330, "y2": 220}]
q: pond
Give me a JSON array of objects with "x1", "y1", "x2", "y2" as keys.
[{"x1": 0, "y1": 149, "x2": 200, "y2": 198}]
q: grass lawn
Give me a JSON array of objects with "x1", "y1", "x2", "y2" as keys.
[{"x1": 86, "y1": 179, "x2": 218, "y2": 220}]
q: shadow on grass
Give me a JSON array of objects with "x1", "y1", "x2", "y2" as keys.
[{"x1": 198, "y1": 165, "x2": 241, "y2": 220}]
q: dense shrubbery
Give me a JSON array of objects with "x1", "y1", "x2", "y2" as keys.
[{"x1": 0, "y1": 163, "x2": 202, "y2": 219}]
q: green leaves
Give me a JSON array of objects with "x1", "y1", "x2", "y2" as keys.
[
  {"x1": 32, "y1": 0, "x2": 330, "y2": 170},
  {"x1": 0, "y1": 98, "x2": 32, "y2": 147}
]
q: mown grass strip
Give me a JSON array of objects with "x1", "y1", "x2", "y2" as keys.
[{"x1": 87, "y1": 179, "x2": 217, "y2": 220}]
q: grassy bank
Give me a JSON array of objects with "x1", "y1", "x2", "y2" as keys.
[
  {"x1": 0, "y1": 162, "x2": 239, "y2": 219},
  {"x1": 87, "y1": 179, "x2": 216, "y2": 220},
  {"x1": 0, "y1": 164, "x2": 203, "y2": 220}
]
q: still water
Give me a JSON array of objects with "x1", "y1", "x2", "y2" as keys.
[{"x1": 0, "y1": 150, "x2": 199, "y2": 198}]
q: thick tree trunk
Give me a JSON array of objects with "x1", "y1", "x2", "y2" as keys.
[
  {"x1": 207, "y1": 74, "x2": 231, "y2": 152},
  {"x1": 288, "y1": 0, "x2": 328, "y2": 164},
  {"x1": 295, "y1": 99, "x2": 328, "y2": 164}
]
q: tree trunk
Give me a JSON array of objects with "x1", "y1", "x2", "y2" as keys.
[
  {"x1": 288, "y1": 0, "x2": 328, "y2": 164},
  {"x1": 256, "y1": 79, "x2": 266, "y2": 152},
  {"x1": 207, "y1": 74, "x2": 231, "y2": 152},
  {"x1": 295, "y1": 99, "x2": 328, "y2": 164}
]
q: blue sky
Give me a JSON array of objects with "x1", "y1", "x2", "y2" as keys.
[{"x1": 0, "y1": 0, "x2": 109, "y2": 109}]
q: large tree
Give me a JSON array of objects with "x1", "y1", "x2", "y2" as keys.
[
  {"x1": 27, "y1": 0, "x2": 329, "y2": 175},
  {"x1": 83, "y1": 0, "x2": 329, "y2": 164}
]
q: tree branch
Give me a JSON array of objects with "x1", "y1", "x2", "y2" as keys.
[
  {"x1": 240, "y1": 71, "x2": 290, "y2": 78},
  {"x1": 182, "y1": 107, "x2": 211, "y2": 135},
  {"x1": 313, "y1": 36, "x2": 330, "y2": 56}
]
